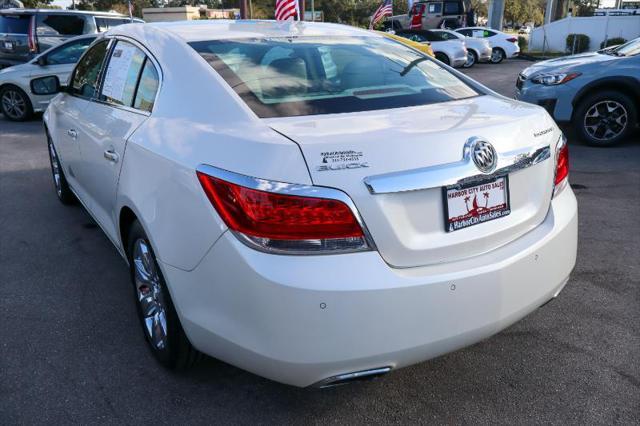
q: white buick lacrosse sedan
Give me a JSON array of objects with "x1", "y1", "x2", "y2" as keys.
[{"x1": 35, "y1": 20, "x2": 577, "y2": 387}]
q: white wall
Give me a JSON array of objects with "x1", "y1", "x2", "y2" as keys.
[{"x1": 529, "y1": 16, "x2": 640, "y2": 52}]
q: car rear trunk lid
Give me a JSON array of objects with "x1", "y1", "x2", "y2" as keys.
[{"x1": 266, "y1": 95, "x2": 560, "y2": 268}]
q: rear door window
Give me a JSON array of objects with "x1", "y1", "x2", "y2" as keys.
[
  {"x1": 70, "y1": 39, "x2": 109, "y2": 99},
  {"x1": 36, "y1": 14, "x2": 85, "y2": 36},
  {"x1": 0, "y1": 14, "x2": 31, "y2": 34},
  {"x1": 427, "y1": 3, "x2": 442, "y2": 14},
  {"x1": 100, "y1": 40, "x2": 146, "y2": 107},
  {"x1": 133, "y1": 59, "x2": 159, "y2": 112},
  {"x1": 444, "y1": 2, "x2": 462, "y2": 14}
]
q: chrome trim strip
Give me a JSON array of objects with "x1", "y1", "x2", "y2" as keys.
[
  {"x1": 312, "y1": 367, "x2": 392, "y2": 388},
  {"x1": 364, "y1": 143, "x2": 551, "y2": 194},
  {"x1": 195, "y1": 164, "x2": 377, "y2": 254}
]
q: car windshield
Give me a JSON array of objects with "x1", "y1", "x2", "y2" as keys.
[
  {"x1": 612, "y1": 38, "x2": 640, "y2": 57},
  {"x1": 190, "y1": 36, "x2": 479, "y2": 118}
]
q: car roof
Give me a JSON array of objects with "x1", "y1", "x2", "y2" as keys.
[
  {"x1": 140, "y1": 19, "x2": 376, "y2": 42},
  {"x1": 0, "y1": 8, "x2": 131, "y2": 17}
]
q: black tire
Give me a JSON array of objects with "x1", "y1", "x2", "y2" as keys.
[
  {"x1": 463, "y1": 50, "x2": 477, "y2": 68},
  {"x1": 0, "y1": 84, "x2": 33, "y2": 121},
  {"x1": 490, "y1": 47, "x2": 505, "y2": 64},
  {"x1": 435, "y1": 52, "x2": 450, "y2": 65},
  {"x1": 573, "y1": 90, "x2": 637, "y2": 147},
  {"x1": 47, "y1": 133, "x2": 75, "y2": 205},
  {"x1": 127, "y1": 221, "x2": 201, "y2": 369}
]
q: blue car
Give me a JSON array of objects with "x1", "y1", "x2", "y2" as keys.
[{"x1": 515, "y1": 37, "x2": 640, "y2": 146}]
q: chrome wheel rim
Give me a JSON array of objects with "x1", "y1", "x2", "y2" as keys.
[
  {"x1": 464, "y1": 52, "x2": 475, "y2": 67},
  {"x1": 584, "y1": 100, "x2": 628, "y2": 141},
  {"x1": 133, "y1": 239, "x2": 168, "y2": 350},
  {"x1": 491, "y1": 49, "x2": 503, "y2": 63},
  {"x1": 48, "y1": 141, "x2": 62, "y2": 197},
  {"x1": 1, "y1": 89, "x2": 26, "y2": 120}
]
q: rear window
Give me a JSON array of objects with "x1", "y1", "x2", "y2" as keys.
[
  {"x1": 95, "y1": 17, "x2": 131, "y2": 32},
  {"x1": 37, "y1": 14, "x2": 85, "y2": 36},
  {"x1": 0, "y1": 15, "x2": 31, "y2": 34},
  {"x1": 190, "y1": 36, "x2": 479, "y2": 118}
]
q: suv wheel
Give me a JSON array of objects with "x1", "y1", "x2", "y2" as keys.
[
  {"x1": 573, "y1": 90, "x2": 636, "y2": 146},
  {"x1": 0, "y1": 85, "x2": 33, "y2": 121},
  {"x1": 128, "y1": 221, "x2": 201, "y2": 369},
  {"x1": 490, "y1": 48, "x2": 505, "y2": 64}
]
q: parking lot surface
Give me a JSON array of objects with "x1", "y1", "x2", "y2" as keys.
[{"x1": 1, "y1": 60, "x2": 638, "y2": 424}]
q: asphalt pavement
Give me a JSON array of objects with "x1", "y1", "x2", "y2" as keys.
[{"x1": 0, "y1": 60, "x2": 638, "y2": 424}]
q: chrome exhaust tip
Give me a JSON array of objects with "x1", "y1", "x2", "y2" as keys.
[{"x1": 312, "y1": 367, "x2": 392, "y2": 389}]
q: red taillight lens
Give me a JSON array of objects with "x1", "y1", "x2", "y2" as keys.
[
  {"x1": 555, "y1": 143, "x2": 569, "y2": 186},
  {"x1": 197, "y1": 170, "x2": 369, "y2": 253},
  {"x1": 507, "y1": 37, "x2": 518, "y2": 43},
  {"x1": 27, "y1": 15, "x2": 37, "y2": 54}
]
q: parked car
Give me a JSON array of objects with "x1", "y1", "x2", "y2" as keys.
[
  {"x1": 390, "y1": 0, "x2": 465, "y2": 30},
  {"x1": 456, "y1": 27, "x2": 520, "y2": 63},
  {"x1": 0, "y1": 34, "x2": 95, "y2": 121},
  {"x1": 394, "y1": 29, "x2": 468, "y2": 67},
  {"x1": 378, "y1": 30, "x2": 435, "y2": 57},
  {"x1": 516, "y1": 37, "x2": 640, "y2": 146},
  {"x1": 0, "y1": 9, "x2": 142, "y2": 69},
  {"x1": 431, "y1": 28, "x2": 492, "y2": 68},
  {"x1": 518, "y1": 25, "x2": 532, "y2": 34},
  {"x1": 34, "y1": 20, "x2": 577, "y2": 388}
]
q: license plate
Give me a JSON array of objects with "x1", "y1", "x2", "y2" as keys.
[
  {"x1": 3, "y1": 41, "x2": 12, "y2": 50},
  {"x1": 443, "y1": 175, "x2": 511, "y2": 232}
]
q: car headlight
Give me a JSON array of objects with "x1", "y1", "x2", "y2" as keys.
[{"x1": 531, "y1": 72, "x2": 581, "y2": 85}]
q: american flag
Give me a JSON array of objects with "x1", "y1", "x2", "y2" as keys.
[
  {"x1": 275, "y1": 0, "x2": 300, "y2": 21},
  {"x1": 370, "y1": 0, "x2": 393, "y2": 29}
]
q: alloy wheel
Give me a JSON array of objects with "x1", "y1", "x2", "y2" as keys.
[
  {"x1": 490, "y1": 49, "x2": 504, "y2": 63},
  {"x1": 133, "y1": 238, "x2": 168, "y2": 350},
  {"x1": 464, "y1": 51, "x2": 476, "y2": 68},
  {"x1": 583, "y1": 100, "x2": 628, "y2": 142},
  {"x1": 1, "y1": 89, "x2": 27, "y2": 120}
]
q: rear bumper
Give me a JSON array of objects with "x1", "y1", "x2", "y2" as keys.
[
  {"x1": 452, "y1": 53, "x2": 468, "y2": 67},
  {"x1": 162, "y1": 186, "x2": 578, "y2": 387}
]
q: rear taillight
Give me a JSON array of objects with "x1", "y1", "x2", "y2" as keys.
[
  {"x1": 196, "y1": 166, "x2": 372, "y2": 254},
  {"x1": 27, "y1": 15, "x2": 37, "y2": 54},
  {"x1": 554, "y1": 135, "x2": 569, "y2": 196},
  {"x1": 506, "y1": 37, "x2": 518, "y2": 43}
]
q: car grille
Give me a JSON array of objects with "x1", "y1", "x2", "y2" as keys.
[{"x1": 516, "y1": 73, "x2": 526, "y2": 90}]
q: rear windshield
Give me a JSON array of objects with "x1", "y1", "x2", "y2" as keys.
[
  {"x1": 0, "y1": 15, "x2": 31, "y2": 34},
  {"x1": 190, "y1": 36, "x2": 479, "y2": 118}
]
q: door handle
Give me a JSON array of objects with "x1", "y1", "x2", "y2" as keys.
[
  {"x1": 67, "y1": 129, "x2": 77, "y2": 139},
  {"x1": 103, "y1": 149, "x2": 119, "y2": 163}
]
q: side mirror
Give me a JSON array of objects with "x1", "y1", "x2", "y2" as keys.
[
  {"x1": 30, "y1": 75, "x2": 63, "y2": 95},
  {"x1": 36, "y1": 55, "x2": 48, "y2": 66}
]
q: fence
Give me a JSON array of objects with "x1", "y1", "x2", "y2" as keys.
[{"x1": 529, "y1": 15, "x2": 640, "y2": 52}]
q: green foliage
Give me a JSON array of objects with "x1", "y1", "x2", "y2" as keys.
[
  {"x1": 517, "y1": 35, "x2": 528, "y2": 52},
  {"x1": 503, "y1": 0, "x2": 544, "y2": 26},
  {"x1": 566, "y1": 33, "x2": 590, "y2": 53},
  {"x1": 600, "y1": 37, "x2": 626, "y2": 49},
  {"x1": 470, "y1": 0, "x2": 487, "y2": 18},
  {"x1": 573, "y1": 0, "x2": 599, "y2": 17},
  {"x1": 21, "y1": 0, "x2": 54, "y2": 7}
]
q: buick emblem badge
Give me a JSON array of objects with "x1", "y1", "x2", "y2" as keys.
[{"x1": 471, "y1": 139, "x2": 497, "y2": 173}]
